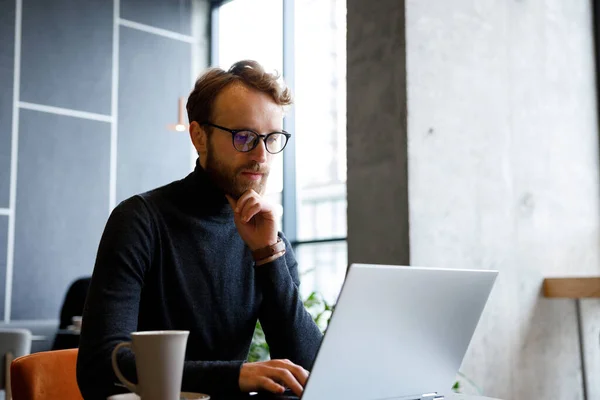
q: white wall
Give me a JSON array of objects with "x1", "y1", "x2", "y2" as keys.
[{"x1": 406, "y1": 0, "x2": 600, "y2": 398}]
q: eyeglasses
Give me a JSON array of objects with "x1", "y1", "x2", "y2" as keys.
[{"x1": 201, "y1": 122, "x2": 291, "y2": 154}]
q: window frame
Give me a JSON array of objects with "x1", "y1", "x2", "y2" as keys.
[{"x1": 209, "y1": 0, "x2": 347, "y2": 251}]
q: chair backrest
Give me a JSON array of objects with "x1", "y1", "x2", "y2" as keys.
[
  {"x1": 10, "y1": 349, "x2": 83, "y2": 400},
  {"x1": 0, "y1": 320, "x2": 58, "y2": 354},
  {"x1": 58, "y1": 277, "x2": 91, "y2": 330},
  {"x1": 0, "y1": 329, "x2": 32, "y2": 392}
]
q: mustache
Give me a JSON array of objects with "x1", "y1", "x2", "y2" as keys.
[{"x1": 238, "y1": 161, "x2": 269, "y2": 175}]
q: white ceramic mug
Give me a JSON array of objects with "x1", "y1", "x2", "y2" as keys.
[{"x1": 111, "y1": 330, "x2": 190, "y2": 400}]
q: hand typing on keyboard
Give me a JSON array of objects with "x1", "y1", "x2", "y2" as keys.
[{"x1": 239, "y1": 359, "x2": 308, "y2": 397}]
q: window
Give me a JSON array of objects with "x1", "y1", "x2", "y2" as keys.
[
  {"x1": 213, "y1": 0, "x2": 284, "y2": 225},
  {"x1": 294, "y1": 0, "x2": 347, "y2": 242},
  {"x1": 295, "y1": 241, "x2": 347, "y2": 304},
  {"x1": 213, "y1": 0, "x2": 347, "y2": 302}
]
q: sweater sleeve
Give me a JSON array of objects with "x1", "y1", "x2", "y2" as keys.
[
  {"x1": 76, "y1": 196, "x2": 243, "y2": 399},
  {"x1": 255, "y1": 234, "x2": 323, "y2": 370}
]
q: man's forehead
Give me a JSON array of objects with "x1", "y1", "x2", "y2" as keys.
[
  {"x1": 216, "y1": 82, "x2": 252, "y2": 103},
  {"x1": 212, "y1": 82, "x2": 283, "y2": 124}
]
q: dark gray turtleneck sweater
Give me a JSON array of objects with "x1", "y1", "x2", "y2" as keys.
[{"x1": 76, "y1": 162, "x2": 323, "y2": 400}]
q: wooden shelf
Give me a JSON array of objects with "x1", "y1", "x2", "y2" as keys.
[{"x1": 543, "y1": 277, "x2": 600, "y2": 299}]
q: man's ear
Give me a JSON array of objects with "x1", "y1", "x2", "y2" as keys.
[{"x1": 189, "y1": 121, "x2": 208, "y2": 156}]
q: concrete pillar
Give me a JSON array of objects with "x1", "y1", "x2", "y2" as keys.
[{"x1": 346, "y1": 0, "x2": 410, "y2": 266}]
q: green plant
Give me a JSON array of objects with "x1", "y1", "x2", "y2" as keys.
[
  {"x1": 453, "y1": 371, "x2": 483, "y2": 395},
  {"x1": 452, "y1": 381, "x2": 460, "y2": 393},
  {"x1": 247, "y1": 320, "x2": 270, "y2": 363},
  {"x1": 248, "y1": 291, "x2": 333, "y2": 362},
  {"x1": 302, "y1": 291, "x2": 335, "y2": 332}
]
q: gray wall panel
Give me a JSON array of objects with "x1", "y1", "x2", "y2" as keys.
[
  {"x1": 117, "y1": 27, "x2": 192, "y2": 202},
  {"x1": 0, "y1": 216, "x2": 7, "y2": 321},
  {"x1": 20, "y1": 0, "x2": 112, "y2": 114},
  {"x1": 12, "y1": 110, "x2": 110, "y2": 320},
  {"x1": 5, "y1": 0, "x2": 203, "y2": 322},
  {"x1": 0, "y1": 1, "x2": 15, "y2": 208},
  {"x1": 121, "y1": 0, "x2": 191, "y2": 35}
]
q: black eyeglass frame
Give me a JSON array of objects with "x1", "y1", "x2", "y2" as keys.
[{"x1": 201, "y1": 121, "x2": 292, "y2": 154}]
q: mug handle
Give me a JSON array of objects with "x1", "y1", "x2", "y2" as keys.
[{"x1": 111, "y1": 342, "x2": 138, "y2": 394}]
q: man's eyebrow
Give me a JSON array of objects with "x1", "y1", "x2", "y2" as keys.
[{"x1": 237, "y1": 126, "x2": 285, "y2": 133}]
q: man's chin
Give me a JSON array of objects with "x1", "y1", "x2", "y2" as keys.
[{"x1": 230, "y1": 182, "x2": 266, "y2": 199}]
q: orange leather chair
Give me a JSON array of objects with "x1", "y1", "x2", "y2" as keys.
[{"x1": 10, "y1": 348, "x2": 83, "y2": 400}]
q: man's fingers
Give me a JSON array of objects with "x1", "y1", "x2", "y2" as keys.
[
  {"x1": 234, "y1": 190, "x2": 276, "y2": 222},
  {"x1": 288, "y1": 365, "x2": 309, "y2": 387},
  {"x1": 273, "y1": 360, "x2": 309, "y2": 386},
  {"x1": 241, "y1": 203, "x2": 261, "y2": 223},
  {"x1": 235, "y1": 190, "x2": 258, "y2": 213},
  {"x1": 239, "y1": 197, "x2": 275, "y2": 222},
  {"x1": 269, "y1": 368, "x2": 303, "y2": 397},
  {"x1": 239, "y1": 361, "x2": 306, "y2": 397},
  {"x1": 238, "y1": 196, "x2": 258, "y2": 216},
  {"x1": 241, "y1": 198, "x2": 275, "y2": 218},
  {"x1": 258, "y1": 376, "x2": 286, "y2": 394}
]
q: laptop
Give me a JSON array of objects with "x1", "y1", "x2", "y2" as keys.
[{"x1": 256, "y1": 264, "x2": 498, "y2": 400}]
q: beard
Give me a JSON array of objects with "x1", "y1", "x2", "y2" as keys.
[{"x1": 204, "y1": 140, "x2": 270, "y2": 200}]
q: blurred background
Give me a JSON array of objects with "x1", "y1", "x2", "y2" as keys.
[{"x1": 0, "y1": 0, "x2": 599, "y2": 399}]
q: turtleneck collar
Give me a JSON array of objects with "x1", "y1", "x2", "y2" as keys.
[{"x1": 183, "y1": 159, "x2": 233, "y2": 218}]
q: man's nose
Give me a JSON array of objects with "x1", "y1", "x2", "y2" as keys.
[{"x1": 248, "y1": 138, "x2": 268, "y2": 163}]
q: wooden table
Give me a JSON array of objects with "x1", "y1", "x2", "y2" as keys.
[{"x1": 543, "y1": 277, "x2": 600, "y2": 400}]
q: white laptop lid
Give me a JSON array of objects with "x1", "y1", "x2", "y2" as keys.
[{"x1": 302, "y1": 264, "x2": 498, "y2": 400}]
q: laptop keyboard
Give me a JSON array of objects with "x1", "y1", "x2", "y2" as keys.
[{"x1": 251, "y1": 389, "x2": 299, "y2": 399}]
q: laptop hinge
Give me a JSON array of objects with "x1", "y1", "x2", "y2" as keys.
[
  {"x1": 420, "y1": 394, "x2": 444, "y2": 400},
  {"x1": 386, "y1": 393, "x2": 444, "y2": 400}
]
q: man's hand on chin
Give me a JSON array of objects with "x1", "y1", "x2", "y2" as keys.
[
  {"x1": 239, "y1": 359, "x2": 309, "y2": 396},
  {"x1": 226, "y1": 190, "x2": 279, "y2": 252}
]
